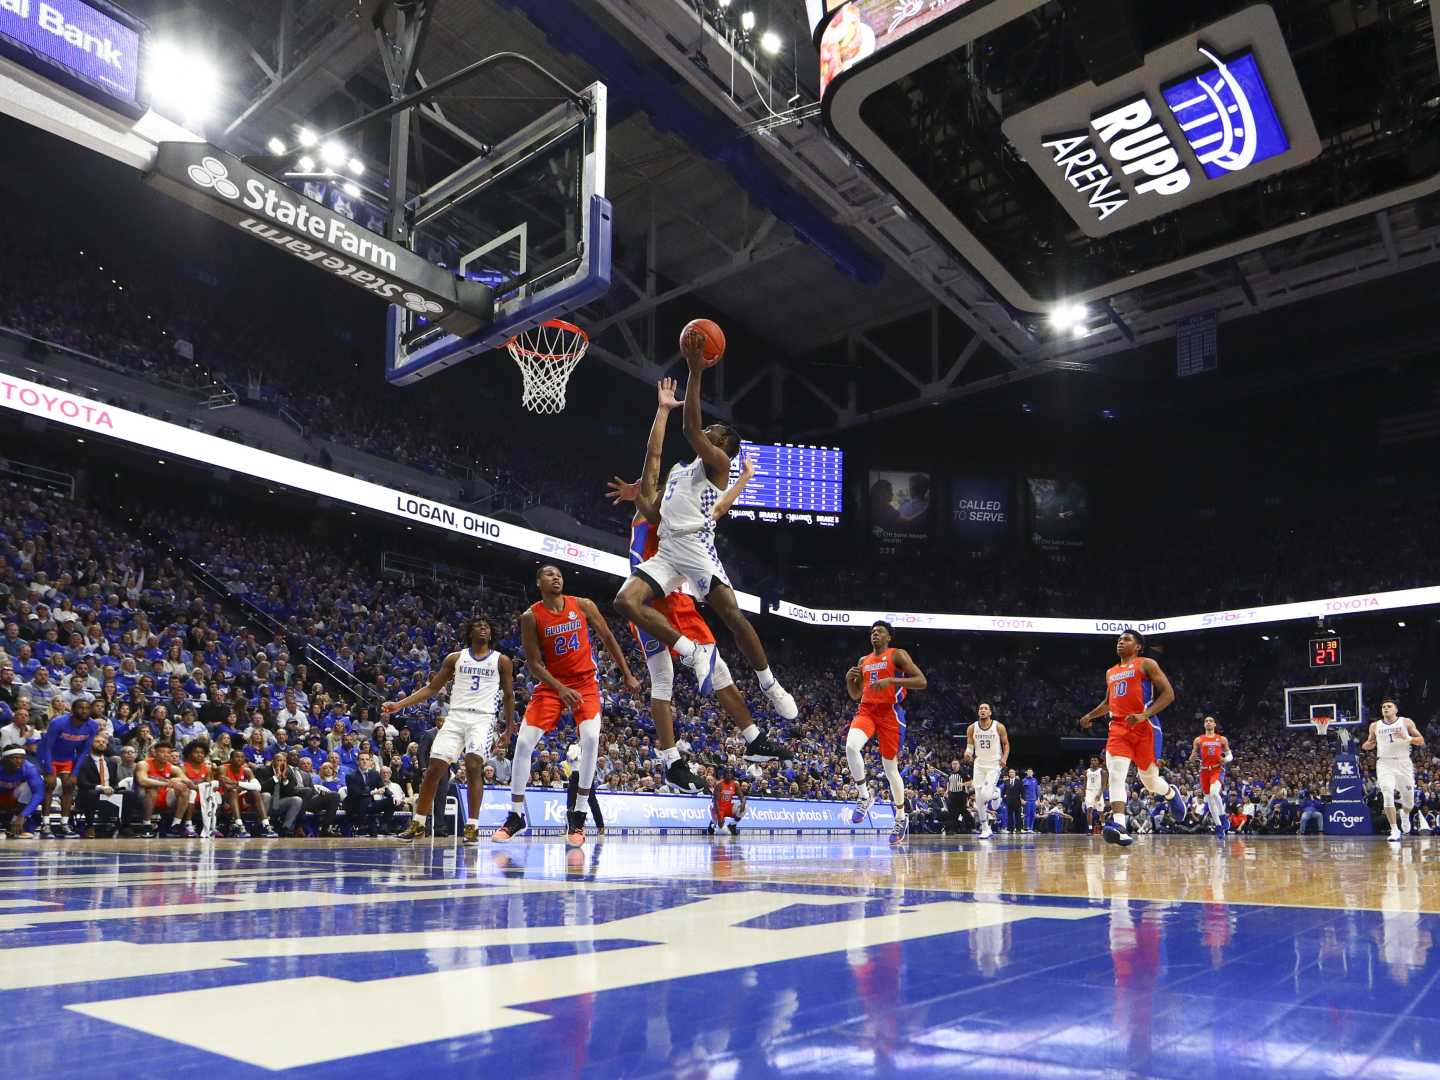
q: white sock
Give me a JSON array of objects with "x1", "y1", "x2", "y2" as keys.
[
  {"x1": 659, "y1": 746, "x2": 681, "y2": 766},
  {"x1": 672, "y1": 636, "x2": 696, "y2": 658},
  {"x1": 755, "y1": 667, "x2": 776, "y2": 691},
  {"x1": 1113, "y1": 812, "x2": 1127, "y2": 827},
  {"x1": 856, "y1": 782, "x2": 870, "y2": 802},
  {"x1": 741, "y1": 724, "x2": 760, "y2": 743},
  {"x1": 414, "y1": 813, "x2": 428, "y2": 826}
]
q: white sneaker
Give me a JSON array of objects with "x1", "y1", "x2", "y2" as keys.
[
  {"x1": 1400, "y1": 815, "x2": 1411, "y2": 835},
  {"x1": 851, "y1": 791, "x2": 875, "y2": 825},
  {"x1": 977, "y1": 824, "x2": 993, "y2": 839},
  {"x1": 1389, "y1": 826, "x2": 1403, "y2": 842},
  {"x1": 763, "y1": 679, "x2": 798, "y2": 720},
  {"x1": 680, "y1": 643, "x2": 718, "y2": 694}
]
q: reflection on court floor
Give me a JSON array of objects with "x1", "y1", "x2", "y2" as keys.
[{"x1": 0, "y1": 835, "x2": 1435, "y2": 1077}]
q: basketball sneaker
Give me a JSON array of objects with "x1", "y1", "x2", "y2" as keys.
[
  {"x1": 1102, "y1": 819, "x2": 1134, "y2": 847},
  {"x1": 977, "y1": 824, "x2": 993, "y2": 840},
  {"x1": 852, "y1": 791, "x2": 875, "y2": 824},
  {"x1": 463, "y1": 823, "x2": 480, "y2": 845},
  {"x1": 889, "y1": 815, "x2": 909, "y2": 846},
  {"x1": 565, "y1": 811, "x2": 587, "y2": 849},
  {"x1": 257, "y1": 823, "x2": 279, "y2": 838},
  {"x1": 1389, "y1": 825, "x2": 1403, "y2": 843},
  {"x1": 728, "y1": 821, "x2": 739, "y2": 836},
  {"x1": 743, "y1": 732, "x2": 793, "y2": 762},
  {"x1": 400, "y1": 818, "x2": 428, "y2": 841},
  {"x1": 665, "y1": 759, "x2": 706, "y2": 792},
  {"x1": 492, "y1": 811, "x2": 527, "y2": 842},
  {"x1": 763, "y1": 681, "x2": 798, "y2": 721},
  {"x1": 1400, "y1": 813, "x2": 1411, "y2": 835},
  {"x1": 680, "y1": 643, "x2": 718, "y2": 695},
  {"x1": 1166, "y1": 787, "x2": 1187, "y2": 823}
]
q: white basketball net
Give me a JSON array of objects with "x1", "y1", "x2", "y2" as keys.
[
  {"x1": 1313, "y1": 718, "x2": 1331, "y2": 738},
  {"x1": 506, "y1": 319, "x2": 589, "y2": 414}
]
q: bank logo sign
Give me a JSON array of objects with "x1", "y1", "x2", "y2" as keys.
[
  {"x1": 1162, "y1": 48, "x2": 1289, "y2": 179},
  {"x1": 1001, "y1": 8, "x2": 1318, "y2": 239}
]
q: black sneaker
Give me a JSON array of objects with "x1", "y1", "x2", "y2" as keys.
[
  {"x1": 492, "y1": 811, "x2": 527, "y2": 843},
  {"x1": 50, "y1": 821, "x2": 71, "y2": 839},
  {"x1": 728, "y1": 822, "x2": 739, "y2": 836},
  {"x1": 666, "y1": 759, "x2": 706, "y2": 792},
  {"x1": 743, "y1": 732, "x2": 793, "y2": 762}
]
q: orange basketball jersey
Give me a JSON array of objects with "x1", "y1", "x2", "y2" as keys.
[
  {"x1": 531, "y1": 596, "x2": 596, "y2": 681},
  {"x1": 1196, "y1": 734, "x2": 1225, "y2": 767},
  {"x1": 860, "y1": 648, "x2": 906, "y2": 708},
  {"x1": 1106, "y1": 658, "x2": 1153, "y2": 719}
]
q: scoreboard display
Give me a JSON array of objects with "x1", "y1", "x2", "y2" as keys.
[
  {"x1": 726, "y1": 443, "x2": 843, "y2": 527},
  {"x1": 1309, "y1": 637, "x2": 1342, "y2": 668}
]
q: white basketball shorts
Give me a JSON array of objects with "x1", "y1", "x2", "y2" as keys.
[
  {"x1": 636, "y1": 532, "x2": 732, "y2": 601},
  {"x1": 431, "y1": 710, "x2": 498, "y2": 764}
]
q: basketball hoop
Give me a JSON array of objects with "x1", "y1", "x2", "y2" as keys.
[
  {"x1": 506, "y1": 319, "x2": 588, "y2": 414},
  {"x1": 1312, "y1": 717, "x2": 1332, "y2": 738}
]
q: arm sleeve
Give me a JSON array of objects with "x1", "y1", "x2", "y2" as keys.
[
  {"x1": 21, "y1": 764, "x2": 44, "y2": 817},
  {"x1": 36, "y1": 725, "x2": 55, "y2": 773}
]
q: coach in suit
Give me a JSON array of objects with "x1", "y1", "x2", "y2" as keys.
[
  {"x1": 256, "y1": 751, "x2": 306, "y2": 834},
  {"x1": 1003, "y1": 769, "x2": 1025, "y2": 834},
  {"x1": 344, "y1": 751, "x2": 395, "y2": 836},
  {"x1": 76, "y1": 732, "x2": 121, "y2": 836}
]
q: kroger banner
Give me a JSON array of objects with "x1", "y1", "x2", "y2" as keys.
[
  {"x1": 465, "y1": 788, "x2": 897, "y2": 832},
  {"x1": 0, "y1": 0, "x2": 142, "y2": 115},
  {"x1": 4, "y1": 369, "x2": 1440, "y2": 636}
]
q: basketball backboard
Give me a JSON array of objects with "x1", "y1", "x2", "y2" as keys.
[
  {"x1": 1284, "y1": 683, "x2": 1363, "y2": 730},
  {"x1": 385, "y1": 80, "x2": 610, "y2": 386}
]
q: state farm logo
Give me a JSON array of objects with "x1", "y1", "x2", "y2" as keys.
[
  {"x1": 400, "y1": 292, "x2": 443, "y2": 316},
  {"x1": 186, "y1": 157, "x2": 240, "y2": 200}
]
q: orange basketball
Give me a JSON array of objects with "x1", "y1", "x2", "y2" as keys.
[{"x1": 681, "y1": 318, "x2": 725, "y2": 367}]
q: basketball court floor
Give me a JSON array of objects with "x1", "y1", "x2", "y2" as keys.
[{"x1": 2, "y1": 834, "x2": 1437, "y2": 1078}]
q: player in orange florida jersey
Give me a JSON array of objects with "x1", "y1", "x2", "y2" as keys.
[
  {"x1": 708, "y1": 765, "x2": 747, "y2": 835},
  {"x1": 845, "y1": 621, "x2": 926, "y2": 846},
  {"x1": 1189, "y1": 716, "x2": 1232, "y2": 839},
  {"x1": 1079, "y1": 630, "x2": 1185, "y2": 847},
  {"x1": 493, "y1": 565, "x2": 639, "y2": 849},
  {"x1": 607, "y1": 378, "x2": 792, "y2": 792}
]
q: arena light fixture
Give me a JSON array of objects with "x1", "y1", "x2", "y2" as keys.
[
  {"x1": 1048, "y1": 302, "x2": 1089, "y2": 333},
  {"x1": 718, "y1": 0, "x2": 731, "y2": 7},
  {"x1": 321, "y1": 141, "x2": 348, "y2": 168},
  {"x1": 145, "y1": 42, "x2": 221, "y2": 127},
  {"x1": 348, "y1": 158, "x2": 365, "y2": 176},
  {"x1": 741, "y1": 10, "x2": 756, "y2": 31},
  {"x1": 297, "y1": 155, "x2": 315, "y2": 171},
  {"x1": 297, "y1": 127, "x2": 318, "y2": 147},
  {"x1": 342, "y1": 181, "x2": 361, "y2": 197},
  {"x1": 266, "y1": 137, "x2": 287, "y2": 155},
  {"x1": 760, "y1": 30, "x2": 782, "y2": 54}
]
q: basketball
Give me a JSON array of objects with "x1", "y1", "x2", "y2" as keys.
[{"x1": 681, "y1": 318, "x2": 725, "y2": 366}]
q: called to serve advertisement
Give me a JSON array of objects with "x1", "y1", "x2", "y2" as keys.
[{"x1": 949, "y1": 476, "x2": 1011, "y2": 542}]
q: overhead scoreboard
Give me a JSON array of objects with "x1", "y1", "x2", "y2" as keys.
[{"x1": 727, "y1": 443, "x2": 843, "y2": 527}]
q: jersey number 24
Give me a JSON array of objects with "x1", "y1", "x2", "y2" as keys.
[{"x1": 553, "y1": 632, "x2": 581, "y2": 655}]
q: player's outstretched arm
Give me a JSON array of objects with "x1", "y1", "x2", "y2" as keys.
[
  {"x1": 680, "y1": 330, "x2": 730, "y2": 477},
  {"x1": 636, "y1": 377, "x2": 682, "y2": 523},
  {"x1": 712, "y1": 454, "x2": 756, "y2": 520},
  {"x1": 382, "y1": 651, "x2": 458, "y2": 715},
  {"x1": 577, "y1": 597, "x2": 641, "y2": 694}
]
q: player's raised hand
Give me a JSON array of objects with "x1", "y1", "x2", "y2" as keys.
[
  {"x1": 380, "y1": 700, "x2": 400, "y2": 715},
  {"x1": 607, "y1": 476, "x2": 640, "y2": 504},
  {"x1": 680, "y1": 329, "x2": 706, "y2": 370},
  {"x1": 738, "y1": 454, "x2": 756, "y2": 483},
  {"x1": 657, "y1": 377, "x2": 682, "y2": 410}
]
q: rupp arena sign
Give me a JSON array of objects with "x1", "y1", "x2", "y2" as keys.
[
  {"x1": 1002, "y1": 7, "x2": 1318, "y2": 238},
  {"x1": 145, "y1": 143, "x2": 493, "y2": 336}
]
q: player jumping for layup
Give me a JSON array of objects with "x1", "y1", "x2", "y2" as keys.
[
  {"x1": 1188, "y1": 716, "x2": 1232, "y2": 839},
  {"x1": 387, "y1": 617, "x2": 516, "y2": 844},
  {"x1": 965, "y1": 703, "x2": 1008, "y2": 840},
  {"x1": 496, "y1": 566, "x2": 639, "y2": 848},
  {"x1": 609, "y1": 378, "x2": 791, "y2": 791},
  {"x1": 845, "y1": 620, "x2": 926, "y2": 846},
  {"x1": 614, "y1": 331, "x2": 798, "y2": 722},
  {"x1": 1362, "y1": 699, "x2": 1425, "y2": 842},
  {"x1": 1079, "y1": 630, "x2": 1186, "y2": 847}
]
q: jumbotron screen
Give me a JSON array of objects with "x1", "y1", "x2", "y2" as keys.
[{"x1": 726, "y1": 443, "x2": 843, "y2": 527}]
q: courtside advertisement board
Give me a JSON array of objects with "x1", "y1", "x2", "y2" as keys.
[
  {"x1": 467, "y1": 788, "x2": 898, "y2": 832},
  {"x1": 3, "y1": 367, "x2": 1438, "y2": 636}
]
